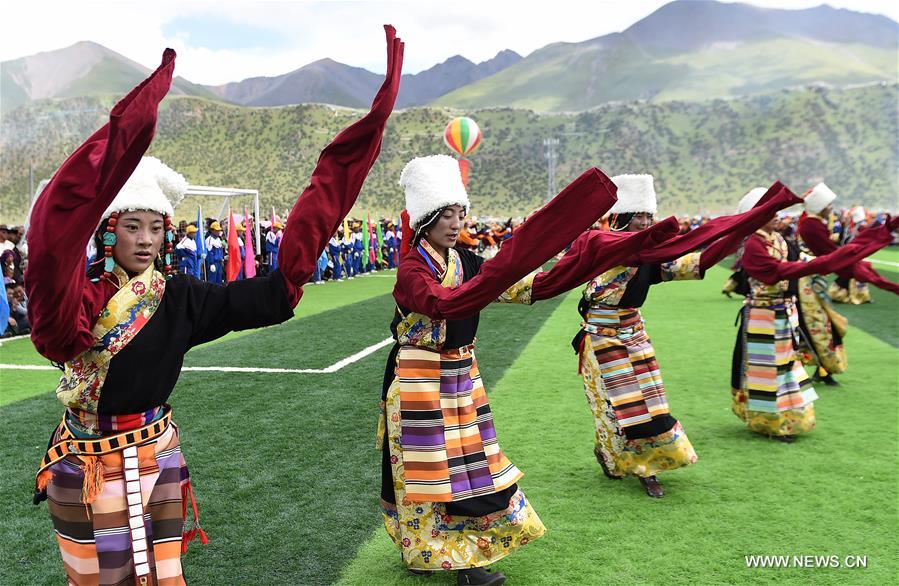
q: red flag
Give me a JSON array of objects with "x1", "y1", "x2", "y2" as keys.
[
  {"x1": 226, "y1": 208, "x2": 242, "y2": 281},
  {"x1": 244, "y1": 206, "x2": 257, "y2": 278}
]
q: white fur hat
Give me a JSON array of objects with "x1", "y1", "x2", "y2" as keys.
[
  {"x1": 101, "y1": 156, "x2": 187, "y2": 221},
  {"x1": 737, "y1": 187, "x2": 767, "y2": 214},
  {"x1": 399, "y1": 155, "x2": 470, "y2": 227},
  {"x1": 609, "y1": 174, "x2": 657, "y2": 215},
  {"x1": 804, "y1": 182, "x2": 837, "y2": 215}
]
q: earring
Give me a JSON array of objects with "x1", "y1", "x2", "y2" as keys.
[
  {"x1": 163, "y1": 215, "x2": 174, "y2": 279},
  {"x1": 100, "y1": 212, "x2": 118, "y2": 281}
]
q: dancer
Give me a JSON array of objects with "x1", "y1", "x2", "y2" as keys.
[
  {"x1": 379, "y1": 155, "x2": 628, "y2": 585},
  {"x1": 565, "y1": 176, "x2": 804, "y2": 497},
  {"x1": 798, "y1": 182, "x2": 899, "y2": 305},
  {"x1": 377, "y1": 158, "x2": 789, "y2": 580},
  {"x1": 731, "y1": 187, "x2": 897, "y2": 441},
  {"x1": 27, "y1": 27, "x2": 404, "y2": 584}
]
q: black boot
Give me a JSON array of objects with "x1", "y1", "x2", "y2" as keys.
[
  {"x1": 772, "y1": 434, "x2": 795, "y2": 443},
  {"x1": 638, "y1": 475, "x2": 664, "y2": 498},
  {"x1": 818, "y1": 373, "x2": 840, "y2": 386},
  {"x1": 408, "y1": 568, "x2": 433, "y2": 577},
  {"x1": 457, "y1": 567, "x2": 506, "y2": 586}
]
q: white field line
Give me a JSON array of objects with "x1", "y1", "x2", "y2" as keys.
[
  {"x1": 0, "y1": 337, "x2": 394, "y2": 375},
  {"x1": 869, "y1": 258, "x2": 899, "y2": 268},
  {"x1": 0, "y1": 334, "x2": 31, "y2": 345}
]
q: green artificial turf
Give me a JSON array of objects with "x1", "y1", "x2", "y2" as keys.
[
  {"x1": 338, "y1": 265, "x2": 897, "y2": 585},
  {"x1": 0, "y1": 275, "x2": 564, "y2": 585},
  {"x1": 0, "y1": 271, "x2": 399, "y2": 406},
  {"x1": 1, "y1": 263, "x2": 895, "y2": 585}
]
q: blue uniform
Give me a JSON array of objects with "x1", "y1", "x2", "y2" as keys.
[
  {"x1": 205, "y1": 235, "x2": 224, "y2": 284},
  {"x1": 175, "y1": 237, "x2": 198, "y2": 276},
  {"x1": 266, "y1": 231, "x2": 280, "y2": 271},
  {"x1": 328, "y1": 237, "x2": 344, "y2": 280},
  {"x1": 341, "y1": 236, "x2": 355, "y2": 277},
  {"x1": 353, "y1": 232, "x2": 364, "y2": 274}
]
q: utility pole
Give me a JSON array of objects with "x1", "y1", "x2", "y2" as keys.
[{"x1": 543, "y1": 137, "x2": 559, "y2": 201}]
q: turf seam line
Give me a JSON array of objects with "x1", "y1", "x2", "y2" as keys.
[{"x1": 869, "y1": 258, "x2": 899, "y2": 267}]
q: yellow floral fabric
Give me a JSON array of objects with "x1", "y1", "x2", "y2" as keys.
[
  {"x1": 796, "y1": 275, "x2": 848, "y2": 374},
  {"x1": 56, "y1": 265, "x2": 165, "y2": 411},
  {"x1": 731, "y1": 388, "x2": 816, "y2": 436},
  {"x1": 828, "y1": 279, "x2": 871, "y2": 305},
  {"x1": 381, "y1": 380, "x2": 545, "y2": 570},
  {"x1": 659, "y1": 252, "x2": 702, "y2": 282},
  {"x1": 495, "y1": 271, "x2": 537, "y2": 305}
]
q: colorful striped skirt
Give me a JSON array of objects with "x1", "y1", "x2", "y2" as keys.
[
  {"x1": 37, "y1": 406, "x2": 206, "y2": 585},
  {"x1": 731, "y1": 299, "x2": 818, "y2": 436},
  {"x1": 577, "y1": 309, "x2": 697, "y2": 478},
  {"x1": 380, "y1": 372, "x2": 544, "y2": 571}
]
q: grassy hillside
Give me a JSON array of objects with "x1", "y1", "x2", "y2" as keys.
[
  {"x1": 2, "y1": 83, "x2": 896, "y2": 223},
  {"x1": 434, "y1": 38, "x2": 897, "y2": 112}
]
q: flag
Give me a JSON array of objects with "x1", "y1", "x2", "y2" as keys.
[
  {"x1": 362, "y1": 212, "x2": 371, "y2": 270},
  {"x1": 226, "y1": 208, "x2": 242, "y2": 281},
  {"x1": 194, "y1": 206, "x2": 206, "y2": 279},
  {"x1": 244, "y1": 205, "x2": 257, "y2": 278},
  {"x1": 375, "y1": 220, "x2": 385, "y2": 266},
  {"x1": 368, "y1": 214, "x2": 377, "y2": 265}
]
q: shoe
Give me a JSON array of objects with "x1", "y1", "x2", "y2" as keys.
[
  {"x1": 813, "y1": 373, "x2": 840, "y2": 386},
  {"x1": 772, "y1": 434, "x2": 795, "y2": 443},
  {"x1": 458, "y1": 567, "x2": 506, "y2": 586},
  {"x1": 638, "y1": 475, "x2": 664, "y2": 498},
  {"x1": 408, "y1": 568, "x2": 433, "y2": 577}
]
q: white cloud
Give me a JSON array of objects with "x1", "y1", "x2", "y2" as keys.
[{"x1": 2, "y1": 0, "x2": 897, "y2": 85}]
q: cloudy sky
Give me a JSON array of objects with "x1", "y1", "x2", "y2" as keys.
[{"x1": 2, "y1": 0, "x2": 896, "y2": 85}]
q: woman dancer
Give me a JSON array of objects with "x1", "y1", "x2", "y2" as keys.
[
  {"x1": 565, "y1": 176, "x2": 804, "y2": 497},
  {"x1": 27, "y1": 27, "x2": 403, "y2": 584},
  {"x1": 731, "y1": 187, "x2": 896, "y2": 441}
]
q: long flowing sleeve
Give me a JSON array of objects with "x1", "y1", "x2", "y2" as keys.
[
  {"x1": 696, "y1": 183, "x2": 802, "y2": 272},
  {"x1": 25, "y1": 50, "x2": 176, "y2": 363},
  {"x1": 800, "y1": 215, "x2": 899, "y2": 294},
  {"x1": 393, "y1": 167, "x2": 619, "y2": 319},
  {"x1": 634, "y1": 182, "x2": 801, "y2": 270},
  {"x1": 277, "y1": 26, "x2": 403, "y2": 305},
  {"x1": 530, "y1": 217, "x2": 681, "y2": 302},
  {"x1": 743, "y1": 220, "x2": 895, "y2": 284}
]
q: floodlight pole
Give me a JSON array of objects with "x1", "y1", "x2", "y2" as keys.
[{"x1": 544, "y1": 137, "x2": 560, "y2": 202}]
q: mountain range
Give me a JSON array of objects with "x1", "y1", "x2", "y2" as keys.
[
  {"x1": 2, "y1": 1, "x2": 896, "y2": 113},
  {"x1": 3, "y1": 82, "x2": 896, "y2": 223}
]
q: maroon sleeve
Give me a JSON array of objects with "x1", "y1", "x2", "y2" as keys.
[
  {"x1": 798, "y1": 215, "x2": 839, "y2": 256},
  {"x1": 25, "y1": 50, "x2": 176, "y2": 362},
  {"x1": 798, "y1": 215, "x2": 898, "y2": 293},
  {"x1": 696, "y1": 183, "x2": 803, "y2": 273},
  {"x1": 394, "y1": 168, "x2": 619, "y2": 319},
  {"x1": 277, "y1": 26, "x2": 403, "y2": 305},
  {"x1": 743, "y1": 223, "x2": 894, "y2": 285},
  {"x1": 635, "y1": 182, "x2": 801, "y2": 269},
  {"x1": 853, "y1": 261, "x2": 899, "y2": 295},
  {"x1": 530, "y1": 217, "x2": 680, "y2": 302}
]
